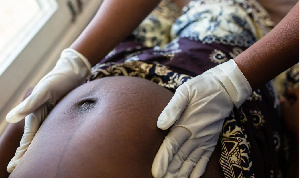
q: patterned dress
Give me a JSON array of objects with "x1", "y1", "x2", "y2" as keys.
[{"x1": 88, "y1": 0, "x2": 291, "y2": 177}]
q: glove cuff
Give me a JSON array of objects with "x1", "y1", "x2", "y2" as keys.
[
  {"x1": 61, "y1": 48, "x2": 92, "y2": 80},
  {"x1": 208, "y1": 59, "x2": 252, "y2": 108}
]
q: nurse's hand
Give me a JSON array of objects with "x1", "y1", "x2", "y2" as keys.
[
  {"x1": 152, "y1": 60, "x2": 252, "y2": 178},
  {"x1": 6, "y1": 48, "x2": 91, "y2": 173}
]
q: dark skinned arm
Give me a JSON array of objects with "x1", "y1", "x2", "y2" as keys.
[
  {"x1": 235, "y1": 2, "x2": 299, "y2": 90},
  {"x1": 71, "y1": 0, "x2": 161, "y2": 66}
]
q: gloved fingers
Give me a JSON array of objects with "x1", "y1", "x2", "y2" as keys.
[
  {"x1": 6, "y1": 63, "x2": 83, "y2": 124},
  {"x1": 162, "y1": 155, "x2": 183, "y2": 178},
  {"x1": 190, "y1": 149, "x2": 214, "y2": 178},
  {"x1": 7, "y1": 106, "x2": 48, "y2": 173},
  {"x1": 24, "y1": 105, "x2": 48, "y2": 134},
  {"x1": 176, "y1": 147, "x2": 206, "y2": 178},
  {"x1": 6, "y1": 87, "x2": 50, "y2": 123},
  {"x1": 157, "y1": 84, "x2": 189, "y2": 130},
  {"x1": 152, "y1": 127, "x2": 190, "y2": 178},
  {"x1": 164, "y1": 138, "x2": 202, "y2": 177},
  {"x1": 7, "y1": 140, "x2": 31, "y2": 173}
]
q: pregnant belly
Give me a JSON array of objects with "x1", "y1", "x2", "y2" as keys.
[{"x1": 9, "y1": 76, "x2": 173, "y2": 178}]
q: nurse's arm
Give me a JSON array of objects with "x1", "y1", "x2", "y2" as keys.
[
  {"x1": 235, "y1": 2, "x2": 299, "y2": 90},
  {"x1": 70, "y1": 0, "x2": 161, "y2": 66}
]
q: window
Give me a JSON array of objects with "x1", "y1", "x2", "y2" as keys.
[
  {"x1": 0, "y1": 0, "x2": 103, "y2": 134},
  {"x1": 0, "y1": 0, "x2": 57, "y2": 74}
]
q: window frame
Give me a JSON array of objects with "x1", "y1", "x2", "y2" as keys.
[
  {"x1": 0, "y1": 0, "x2": 58, "y2": 73},
  {"x1": 0, "y1": 0, "x2": 103, "y2": 134}
]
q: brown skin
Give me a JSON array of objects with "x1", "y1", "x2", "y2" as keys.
[
  {"x1": 172, "y1": 0, "x2": 191, "y2": 9},
  {"x1": 0, "y1": 122, "x2": 24, "y2": 178},
  {"x1": 0, "y1": 88, "x2": 33, "y2": 178},
  {"x1": 70, "y1": 0, "x2": 161, "y2": 66},
  {"x1": 70, "y1": 0, "x2": 193, "y2": 65},
  {"x1": 8, "y1": 77, "x2": 222, "y2": 178},
  {"x1": 1, "y1": 78, "x2": 223, "y2": 178},
  {"x1": 7, "y1": 77, "x2": 172, "y2": 177},
  {"x1": 234, "y1": 2, "x2": 299, "y2": 90},
  {"x1": 258, "y1": 0, "x2": 298, "y2": 25},
  {"x1": 0, "y1": 0, "x2": 298, "y2": 177},
  {"x1": 71, "y1": 0, "x2": 299, "y2": 89}
]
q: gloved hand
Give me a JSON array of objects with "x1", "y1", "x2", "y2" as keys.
[
  {"x1": 152, "y1": 59, "x2": 252, "y2": 178},
  {"x1": 6, "y1": 48, "x2": 91, "y2": 173}
]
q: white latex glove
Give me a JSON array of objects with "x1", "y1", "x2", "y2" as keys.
[
  {"x1": 6, "y1": 48, "x2": 91, "y2": 173},
  {"x1": 152, "y1": 59, "x2": 252, "y2": 178}
]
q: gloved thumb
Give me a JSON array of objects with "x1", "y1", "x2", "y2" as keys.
[
  {"x1": 6, "y1": 91, "x2": 48, "y2": 123},
  {"x1": 157, "y1": 84, "x2": 190, "y2": 130}
]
